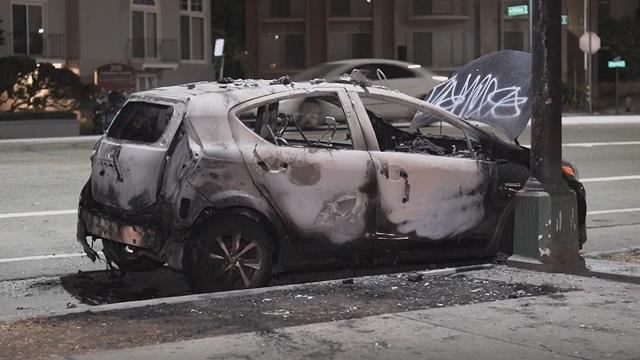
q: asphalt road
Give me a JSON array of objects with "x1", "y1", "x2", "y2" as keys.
[{"x1": 0, "y1": 118, "x2": 639, "y2": 284}]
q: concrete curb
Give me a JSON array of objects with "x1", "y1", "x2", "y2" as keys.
[
  {"x1": 29, "y1": 264, "x2": 494, "y2": 320},
  {"x1": 583, "y1": 246, "x2": 640, "y2": 258},
  {"x1": 0, "y1": 135, "x2": 101, "y2": 145},
  {"x1": 507, "y1": 255, "x2": 640, "y2": 285}
]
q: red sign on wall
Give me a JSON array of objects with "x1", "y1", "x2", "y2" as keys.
[{"x1": 96, "y1": 63, "x2": 136, "y2": 93}]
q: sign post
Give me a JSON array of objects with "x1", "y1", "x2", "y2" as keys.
[
  {"x1": 214, "y1": 38, "x2": 225, "y2": 81},
  {"x1": 579, "y1": 32, "x2": 601, "y2": 114},
  {"x1": 608, "y1": 58, "x2": 626, "y2": 114}
]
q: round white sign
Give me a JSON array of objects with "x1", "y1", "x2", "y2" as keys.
[{"x1": 579, "y1": 32, "x2": 601, "y2": 54}]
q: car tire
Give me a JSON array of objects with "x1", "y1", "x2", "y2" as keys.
[
  {"x1": 183, "y1": 214, "x2": 273, "y2": 293},
  {"x1": 102, "y1": 239, "x2": 164, "y2": 272}
]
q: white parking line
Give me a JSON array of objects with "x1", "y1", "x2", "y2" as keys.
[
  {"x1": 581, "y1": 175, "x2": 640, "y2": 183},
  {"x1": 563, "y1": 141, "x2": 640, "y2": 147},
  {"x1": 587, "y1": 207, "x2": 640, "y2": 216},
  {"x1": 0, "y1": 209, "x2": 77, "y2": 219},
  {"x1": 520, "y1": 141, "x2": 640, "y2": 147},
  {"x1": 0, "y1": 252, "x2": 100, "y2": 264}
]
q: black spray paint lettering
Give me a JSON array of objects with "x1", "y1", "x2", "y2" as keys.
[{"x1": 427, "y1": 74, "x2": 528, "y2": 120}]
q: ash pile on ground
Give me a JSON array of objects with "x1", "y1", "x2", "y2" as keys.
[{"x1": 0, "y1": 272, "x2": 569, "y2": 358}]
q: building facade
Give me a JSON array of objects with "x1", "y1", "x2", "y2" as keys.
[
  {"x1": 0, "y1": 0, "x2": 214, "y2": 91},
  {"x1": 244, "y1": 0, "x2": 536, "y2": 78},
  {"x1": 244, "y1": 0, "x2": 640, "y2": 107}
]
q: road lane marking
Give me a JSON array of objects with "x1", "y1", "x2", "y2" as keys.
[
  {"x1": 563, "y1": 141, "x2": 640, "y2": 147},
  {"x1": 588, "y1": 207, "x2": 640, "y2": 216},
  {"x1": 0, "y1": 209, "x2": 77, "y2": 219},
  {"x1": 521, "y1": 141, "x2": 640, "y2": 147},
  {"x1": 0, "y1": 252, "x2": 101, "y2": 264},
  {"x1": 581, "y1": 175, "x2": 640, "y2": 183}
]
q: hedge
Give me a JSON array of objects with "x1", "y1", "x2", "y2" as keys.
[{"x1": 0, "y1": 111, "x2": 76, "y2": 121}]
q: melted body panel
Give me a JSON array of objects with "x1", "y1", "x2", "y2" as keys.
[{"x1": 372, "y1": 151, "x2": 494, "y2": 240}]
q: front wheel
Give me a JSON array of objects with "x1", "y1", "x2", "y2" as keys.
[{"x1": 183, "y1": 214, "x2": 273, "y2": 293}]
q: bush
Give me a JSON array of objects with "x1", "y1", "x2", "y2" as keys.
[
  {"x1": 0, "y1": 56, "x2": 92, "y2": 112},
  {"x1": 0, "y1": 111, "x2": 76, "y2": 121}
]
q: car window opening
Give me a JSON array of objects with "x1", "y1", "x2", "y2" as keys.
[
  {"x1": 239, "y1": 94, "x2": 354, "y2": 150},
  {"x1": 360, "y1": 95, "x2": 486, "y2": 160},
  {"x1": 107, "y1": 101, "x2": 174, "y2": 143}
]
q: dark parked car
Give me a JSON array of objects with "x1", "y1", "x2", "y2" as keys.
[{"x1": 77, "y1": 77, "x2": 586, "y2": 293}]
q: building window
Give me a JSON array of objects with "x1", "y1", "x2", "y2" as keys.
[
  {"x1": 330, "y1": 0, "x2": 372, "y2": 17},
  {"x1": 181, "y1": 15, "x2": 205, "y2": 60},
  {"x1": 270, "y1": 0, "x2": 291, "y2": 17},
  {"x1": 414, "y1": 31, "x2": 467, "y2": 68},
  {"x1": 260, "y1": 33, "x2": 305, "y2": 71},
  {"x1": 133, "y1": 0, "x2": 155, "y2": 5},
  {"x1": 504, "y1": 31, "x2": 525, "y2": 51},
  {"x1": 328, "y1": 32, "x2": 372, "y2": 60},
  {"x1": 413, "y1": 32, "x2": 433, "y2": 66},
  {"x1": 413, "y1": 0, "x2": 433, "y2": 15},
  {"x1": 181, "y1": 0, "x2": 203, "y2": 12},
  {"x1": 285, "y1": 34, "x2": 305, "y2": 69},
  {"x1": 132, "y1": 11, "x2": 158, "y2": 58},
  {"x1": 412, "y1": 0, "x2": 466, "y2": 16},
  {"x1": 12, "y1": 4, "x2": 44, "y2": 56},
  {"x1": 136, "y1": 74, "x2": 158, "y2": 91},
  {"x1": 265, "y1": 0, "x2": 305, "y2": 18},
  {"x1": 180, "y1": 0, "x2": 205, "y2": 61}
]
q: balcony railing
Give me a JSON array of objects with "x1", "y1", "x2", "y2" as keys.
[
  {"x1": 11, "y1": 33, "x2": 65, "y2": 59},
  {"x1": 128, "y1": 38, "x2": 178, "y2": 63}
]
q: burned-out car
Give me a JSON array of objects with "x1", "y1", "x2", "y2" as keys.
[{"x1": 77, "y1": 72, "x2": 586, "y2": 292}]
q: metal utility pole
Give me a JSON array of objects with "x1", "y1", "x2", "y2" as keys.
[{"x1": 511, "y1": 0, "x2": 586, "y2": 273}]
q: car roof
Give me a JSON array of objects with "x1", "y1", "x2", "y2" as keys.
[
  {"x1": 320, "y1": 58, "x2": 422, "y2": 68},
  {"x1": 131, "y1": 80, "x2": 366, "y2": 106}
]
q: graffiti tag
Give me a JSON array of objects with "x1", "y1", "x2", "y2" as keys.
[{"x1": 426, "y1": 74, "x2": 528, "y2": 121}]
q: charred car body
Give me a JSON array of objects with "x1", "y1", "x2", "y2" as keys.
[{"x1": 77, "y1": 67, "x2": 586, "y2": 292}]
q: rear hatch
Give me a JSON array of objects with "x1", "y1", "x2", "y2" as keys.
[{"x1": 91, "y1": 98, "x2": 186, "y2": 211}]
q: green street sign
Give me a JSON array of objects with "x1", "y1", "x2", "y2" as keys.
[
  {"x1": 561, "y1": 15, "x2": 569, "y2": 25},
  {"x1": 608, "y1": 60, "x2": 626, "y2": 69},
  {"x1": 507, "y1": 5, "x2": 528, "y2": 16}
]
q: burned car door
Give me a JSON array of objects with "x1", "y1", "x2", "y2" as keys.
[
  {"x1": 91, "y1": 98, "x2": 186, "y2": 211},
  {"x1": 230, "y1": 89, "x2": 376, "y2": 253},
  {"x1": 349, "y1": 90, "x2": 497, "y2": 242}
]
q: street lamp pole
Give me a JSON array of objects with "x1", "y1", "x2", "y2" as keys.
[{"x1": 511, "y1": 0, "x2": 586, "y2": 273}]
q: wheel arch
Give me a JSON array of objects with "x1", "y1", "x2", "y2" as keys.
[{"x1": 189, "y1": 201, "x2": 288, "y2": 267}]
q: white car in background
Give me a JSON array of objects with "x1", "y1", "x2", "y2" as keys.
[{"x1": 291, "y1": 59, "x2": 443, "y2": 126}]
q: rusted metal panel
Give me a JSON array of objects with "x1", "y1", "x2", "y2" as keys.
[{"x1": 80, "y1": 210, "x2": 160, "y2": 248}]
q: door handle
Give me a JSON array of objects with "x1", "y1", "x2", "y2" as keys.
[{"x1": 253, "y1": 147, "x2": 288, "y2": 174}]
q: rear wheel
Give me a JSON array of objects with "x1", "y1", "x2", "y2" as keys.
[
  {"x1": 102, "y1": 239, "x2": 164, "y2": 272},
  {"x1": 183, "y1": 214, "x2": 273, "y2": 293}
]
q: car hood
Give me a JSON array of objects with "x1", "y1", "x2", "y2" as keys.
[{"x1": 411, "y1": 50, "x2": 532, "y2": 141}]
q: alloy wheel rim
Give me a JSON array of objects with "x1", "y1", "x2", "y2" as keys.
[{"x1": 207, "y1": 232, "x2": 262, "y2": 288}]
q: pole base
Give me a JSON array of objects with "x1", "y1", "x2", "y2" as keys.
[{"x1": 511, "y1": 180, "x2": 587, "y2": 274}]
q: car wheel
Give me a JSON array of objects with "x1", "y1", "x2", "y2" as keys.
[
  {"x1": 183, "y1": 214, "x2": 273, "y2": 293},
  {"x1": 102, "y1": 239, "x2": 164, "y2": 272},
  {"x1": 298, "y1": 99, "x2": 323, "y2": 129}
]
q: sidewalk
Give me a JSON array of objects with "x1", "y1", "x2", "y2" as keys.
[{"x1": 1, "y1": 262, "x2": 638, "y2": 360}]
